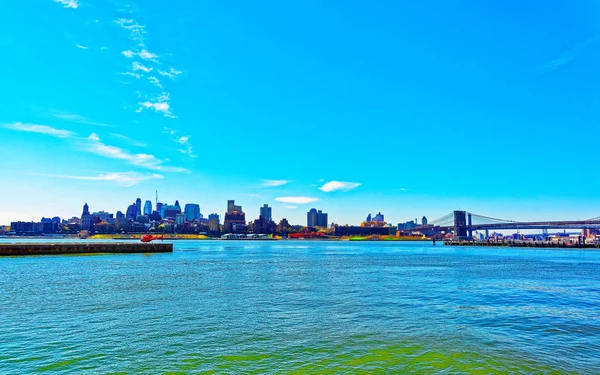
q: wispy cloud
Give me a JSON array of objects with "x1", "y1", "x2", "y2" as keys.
[
  {"x1": 3, "y1": 122, "x2": 74, "y2": 138},
  {"x1": 176, "y1": 136, "x2": 190, "y2": 145},
  {"x1": 122, "y1": 49, "x2": 158, "y2": 62},
  {"x1": 114, "y1": 18, "x2": 146, "y2": 45},
  {"x1": 163, "y1": 127, "x2": 177, "y2": 135},
  {"x1": 84, "y1": 133, "x2": 187, "y2": 172},
  {"x1": 247, "y1": 193, "x2": 262, "y2": 198},
  {"x1": 284, "y1": 205, "x2": 298, "y2": 209},
  {"x1": 178, "y1": 146, "x2": 197, "y2": 158},
  {"x1": 536, "y1": 36, "x2": 598, "y2": 75},
  {"x1": 51, "y1": 111, "x2": 114, "y2": 127},
  {"x1": 75, "y1": 44, "x2": 89, "y2": 49},
  {"x1": 132, "y1": 61, "x2": 152, "y2": 73},
  {"x1": 275, "y1": 197, "x2": 319, "y2": 204},
  {"x1": 110, "y1": 133, "x2": 147, "y2": 147},
  {"x1": 158, "y1": 67, "x2": 183, "y2": 79},
  {"x1": 54, "y1": 0, "x2": 79, "y2": 9},
  {"x1": 138, "y1": 93, "x2": 173, "y2": 117},
  {"x1": 260, "y1": 179, "x2": 290, "y2": 187},
  {"x1": 147, "y1": 76, "x2": 162, "y2": 88},
  {"x1": 319, "y1": 181, "x2": 361, "y2": 193},
  {"x1": 33, "y1": 172, "x2": 163, "y2": 187}
]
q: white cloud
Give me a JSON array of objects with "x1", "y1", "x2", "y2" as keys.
[
  {"x1": 260, "y1": 179, "x2": 290, "y2": 187},
  {"x1": 54, "y1": 0, "x2": 78, "y2": 9},
  {"x1": 138, "y1": 93, "x2": 173, "y2": 117},
  {"x1": 122, "y1": 49, "x2": 158, "y2": 62},
  {"x1": 176, "y1": 135, "x2": 190, "y2": 144},
  {"x1": 158, "y1": 67, "x2": 182, "y2": 79},
  {"x1": 84, "y1": 133, "x2": 187, "y2": 172},
  {"x1": 3, "y1": 122, "x2": 74, "y2": 138},
  {"x1": 318, "y1": 181, "x2": 361, "y2": 193},
  {"x1": 147, "y1": 76, "x2": 162, "y2": 88},
  {"x1": 275, "y1": 197, "x2": 319, "y2": 204},
  {"x1": 163, "y1": 127, "x2": 177, "y2": 135},
  {"x1": 139, "y1": 49, "x2": 158, "y2": 61},
  {"x1": 75, "y1": 44, "x2": 89, "y2": 49},
  {"x1": 34, "y1": 172, "x2": 163, "y2": 187},
  {"x1": 132, "y1": 61, "x2": 152, "y2": 73},
  {"x1": 284, "y1": 205, "x2": 298, "y2": 209}
]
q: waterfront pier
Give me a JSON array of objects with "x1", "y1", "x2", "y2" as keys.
[
  {"x1": 0, "y1": 242, "x2": 173, "y2": 256},
  {"x1": 444, "y1": 239, "x2": 600, "y2": 249}
]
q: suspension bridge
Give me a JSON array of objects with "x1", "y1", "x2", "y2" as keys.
[{"x1": 410, "y1": 211, "x2": 600, "y2": 238}]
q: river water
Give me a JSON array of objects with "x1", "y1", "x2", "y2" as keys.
[{"x1": 0, "y1": 240, "x2": 598, "y2": 374}]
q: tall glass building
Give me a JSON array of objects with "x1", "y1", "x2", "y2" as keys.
[{"x1": 184, "y1": 204, "x2": 201, "y2": 221}]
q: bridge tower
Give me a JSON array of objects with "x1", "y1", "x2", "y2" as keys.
[
  {"x1": 454, "y1": 211, "x2": 468, "y2": 239},
  {"x1": 468, "y1": 213, "x2": 473, "y2": 238}
]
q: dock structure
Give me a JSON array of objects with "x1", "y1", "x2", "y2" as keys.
[
  {"x1": 444, "y1": 240, "x2": 600, "y2": 249},
  {"x1": 0, "y1": 242, "x2": 173, "y2": 256}
]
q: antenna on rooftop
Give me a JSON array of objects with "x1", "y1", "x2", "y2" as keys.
[{"x1": 156, "y1": 190, "x2": 158, "y2": 205}]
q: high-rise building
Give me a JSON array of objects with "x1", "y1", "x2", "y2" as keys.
[
  {"x1": 143, "y1": 200, "x2": 152, "y2": 216},
  {"x1": 116, "y1": 211, "x2": 124, "y2": 220},
  {"x1": 184, "y1": 204, "x2": 201, "y2": 221},
  {"x1": 126, "y1": 204, "x2": 136, "y2": 220},
  {"x1": 366, "y1": 213, "x2": 372, "y2": 222},
  {"x1": 162, "y1": 203, "x2": 181, "y2": 219},
  {"x1": 307, "y1": 208, "x2": 328, "y2": 228},
  {"x1": 156, "y1": 202, "x2": 163, "y2": 217},
  {"x1": 422, "y1": 216, "x2": 428, "y2": 226},
  {"x1": 373, "y1": 212, "x2": 384, "y2": 223},
  {"x1": 174, "y1": 200, "x2": 181, "y2": 210},
  {"x1": 260, "y1": 204, "x2": 272, "y2": 222},
  {"x1": 175, "y1": 213, "x2": 186, "y2": 226},
  {"x1": 135, "y1": 198, "x2": 142, "y2": 217},
  {"x1": 208, "y1": 213, "x2": 220, "y2": 232},
  {"x1": 82, "y1": 203, "x2": 90, "y2": 218},
  {"x1": 227, "y1": 200, "x2": 243, "y2": 214}
]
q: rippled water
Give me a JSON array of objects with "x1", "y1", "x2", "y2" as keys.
[{"x1": 1, "y1": 240, "x2": 599, "y2": 374}]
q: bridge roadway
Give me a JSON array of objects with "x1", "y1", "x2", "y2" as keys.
[{"x1": 410, "y1": 220, "x2": 600, "y2": 232}]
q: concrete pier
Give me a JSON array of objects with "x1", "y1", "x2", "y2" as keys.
[{"x1": 0, "y1": 242, "x2": 173, "y2": 256}]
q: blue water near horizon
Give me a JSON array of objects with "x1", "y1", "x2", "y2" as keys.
[{"x1": 1, "y1": 240, "x2": 599, "y2": 374}]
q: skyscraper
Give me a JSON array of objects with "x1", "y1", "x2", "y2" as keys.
[
  {"x1": 307, "y1": 208, "x2": 328, "y2": 228},
  {"x1": 143, "y1": 200, "x2": 152, "y2": 216},
  {"x1": 184, "y1": 204, "x2": 201, "y2": 221},
  {"x1": 260, "y1": 204, "x2": 272, "y2": 222},
  {"x1": 82, "y1": 203, "x2": 90, "y2": 218},
  {"x1": 126, "y1": 204, "x2": 136, "y2": 220},
  {"x1": 227, "y1": 200, "x2": 242, "y2": 214},
  {"x1": 135, "y1": 198, "x2": 142, "y2": 217}
]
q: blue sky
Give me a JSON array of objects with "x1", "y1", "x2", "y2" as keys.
[{"x1": 1, "y1": 0, "x2": 599, "y2": 225}]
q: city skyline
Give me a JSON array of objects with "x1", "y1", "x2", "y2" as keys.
[{"x1": 2, "y1": 1, "x2": 600, "y2": 225}]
